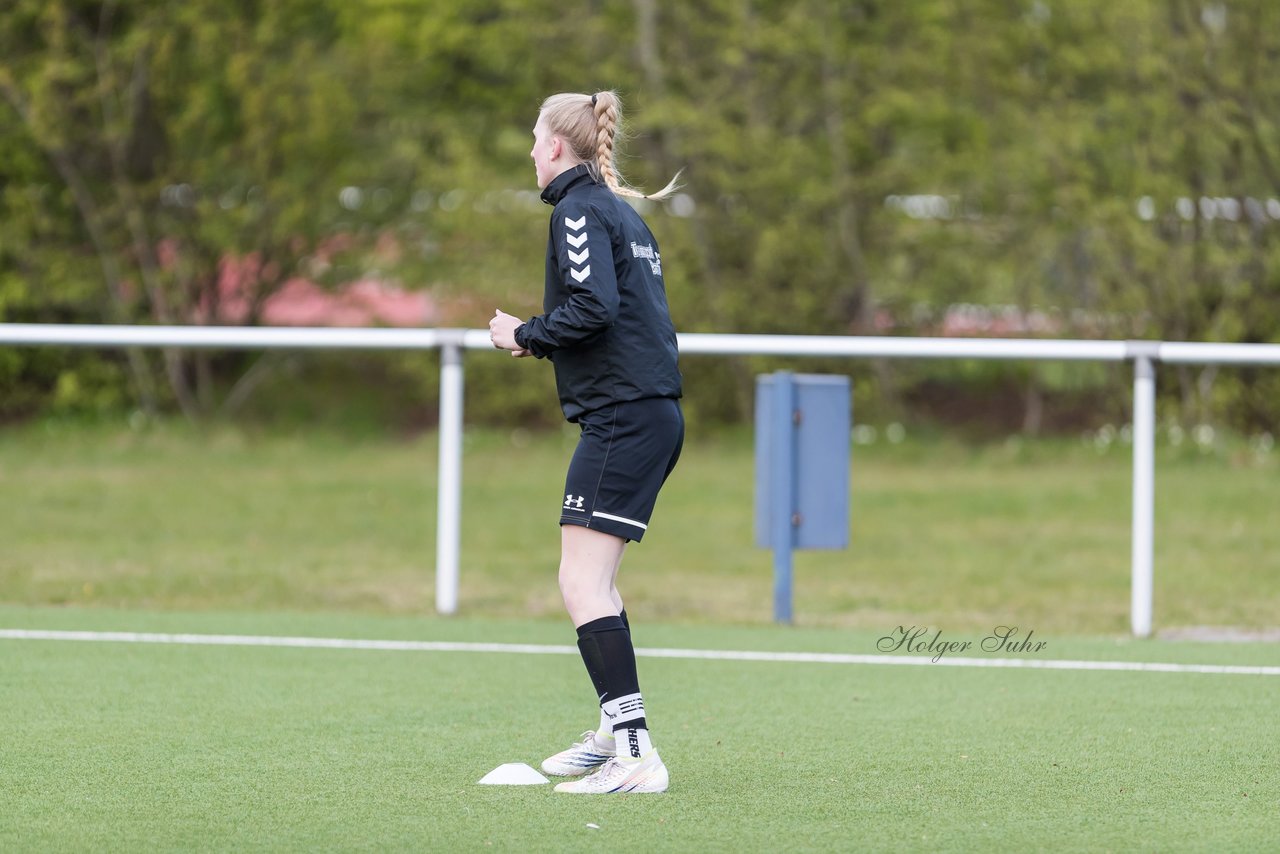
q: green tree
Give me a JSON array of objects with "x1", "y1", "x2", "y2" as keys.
[{"x1": 1, "y1": 0, "x2": 374, "y2": 417}]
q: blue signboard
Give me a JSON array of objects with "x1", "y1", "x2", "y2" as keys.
[{"x1": 754, "y1": 372, "x2": 851, "y2": 622}]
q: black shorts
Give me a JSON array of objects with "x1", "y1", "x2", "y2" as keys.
[{"x1": 560, "y1": 397, "x2": 684, "y2": 542}]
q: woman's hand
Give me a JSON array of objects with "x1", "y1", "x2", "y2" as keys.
[{"x1": 490, "y1": 309, "x2": 532, "y2": 357}]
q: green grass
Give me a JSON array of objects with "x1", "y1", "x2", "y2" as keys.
[
  {"x1": 3, "y1": 422, "x2": 1276, "y2": 850},
  {"x1": 2, "y1": 606, "x2": 1277, "y2": 852},
  {"x1": 0, "y1": 420, "x2": 1277, "y2": 633}
]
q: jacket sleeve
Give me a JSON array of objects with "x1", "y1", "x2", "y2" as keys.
[{"x1": 515, "y1": 202, "x2": 618, "y2": 357}]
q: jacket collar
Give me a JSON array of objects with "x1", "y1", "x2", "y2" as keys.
[{"x1": 540, "y1": 163, "x2": 597, "y2": 206}]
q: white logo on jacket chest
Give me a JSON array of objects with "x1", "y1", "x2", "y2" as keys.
[
  {"x1": 631, "y1": 241, "x2": 662, "y2": 276},
  {"x1": 563, "y1": 215, "x2": 591, "y2": 282}
]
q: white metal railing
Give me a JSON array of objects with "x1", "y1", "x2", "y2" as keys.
[{"x1": 4, "y1": 322, "x2": 1280, "y2": 636}]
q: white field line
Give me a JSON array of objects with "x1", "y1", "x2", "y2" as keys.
[{"x1": 2, "y1": 628, "x2": 1278, "y2": 676}]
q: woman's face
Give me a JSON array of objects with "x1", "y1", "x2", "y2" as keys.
[{"x1": 530, "y1": 115, "x2": 561, "y2": 189}]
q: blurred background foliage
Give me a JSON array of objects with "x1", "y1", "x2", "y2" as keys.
[{"x1": 1, "y1": 0, "x2": 1278, "y2": 435}]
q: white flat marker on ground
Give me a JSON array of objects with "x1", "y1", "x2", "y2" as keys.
[{"x1": 478, "y1": 763, "x2": 549, "y2": 785}]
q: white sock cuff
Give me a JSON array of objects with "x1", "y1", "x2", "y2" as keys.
[{"x1": 601, "y1": 692, "x2": 645, "y2": 725}]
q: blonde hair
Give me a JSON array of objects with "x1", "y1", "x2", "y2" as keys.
[{"x1": 539, "y1": 90, "x2": 680, "y2": 201}]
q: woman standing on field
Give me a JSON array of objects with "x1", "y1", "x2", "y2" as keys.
[{"x1": 488, "y1": 90, "x2": 683, "y2": 795}]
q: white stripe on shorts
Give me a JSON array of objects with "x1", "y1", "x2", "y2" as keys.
[{"x1": 592, "y1": 511, "x2": 648, "y2": 531}]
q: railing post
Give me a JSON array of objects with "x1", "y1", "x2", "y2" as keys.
[
  {"x1": 435, "y1": 331, "x2": 465, "y2": 615},
  {"x1": 1129, "y1": 345, "x2": 1158, "y2": 638}
]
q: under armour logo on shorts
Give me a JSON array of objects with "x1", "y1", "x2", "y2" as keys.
[{"x1": 564, "y1": 494, "x2": 585, "y2": 511}]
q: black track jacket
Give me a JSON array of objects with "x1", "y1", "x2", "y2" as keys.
[{"x1": 514, "y1": 164, "x2": 682, "y2": 422}]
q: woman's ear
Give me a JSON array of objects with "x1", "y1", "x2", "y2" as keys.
[{"x1": 549, "y1": 135, "x2": 561, "y2": 161}]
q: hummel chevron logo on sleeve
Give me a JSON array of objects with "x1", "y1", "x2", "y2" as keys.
[{"x1": 563, "y1": 213, "x2": 591, "y2": 281}]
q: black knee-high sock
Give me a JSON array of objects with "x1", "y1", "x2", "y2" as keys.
[
  {"x1": 575, "y1": 616, "x2": 617, "y2": 705},
  {"x1": 579, "y1": 614, "x2": 633, "y2": 747},
  {"x1": 576, "y1": 615, "x2": 640, "y2": 717},
  {"x1": 576, "y1": 615, "x2": 648, "y2": 739}
]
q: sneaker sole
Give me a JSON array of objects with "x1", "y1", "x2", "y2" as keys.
[
  {"x1": 541, "y1": 761, "x2": 609, "y2": 777},
  {"x1": 553, "y1": 763, "x2": 669, "y2": 794}
]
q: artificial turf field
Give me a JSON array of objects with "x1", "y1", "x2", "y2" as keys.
[
  {"x1": 2, "y1": 422, "x2": 1278, "y2": 850},
  {"x1": 3, "y1": 605, "x2": 1277, "y2": 852}
]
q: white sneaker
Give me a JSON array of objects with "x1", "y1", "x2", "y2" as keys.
[
  {"x1": 553, "y1": 750, "x2": 668, "y2": 794},
  {"x1": 541, "y1": 731, "x2": 616, "y2": 777}
]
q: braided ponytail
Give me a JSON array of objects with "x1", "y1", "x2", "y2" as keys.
[
  {"x1": 540, "y1": 91, "x2": 681, "y2": 201},
  {"x1": 591, "y1": 92, "x2": 628, "y2": 197}
]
